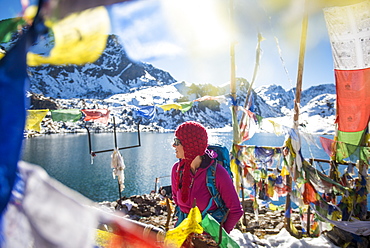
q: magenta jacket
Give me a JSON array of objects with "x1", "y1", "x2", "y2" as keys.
[{"x1": 171, "y1": 156, "x2": 243, "y2": 233}]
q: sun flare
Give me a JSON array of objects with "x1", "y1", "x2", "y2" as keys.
[{"x1": 161, "y1": 0, "x2": 232, "y2": 55}]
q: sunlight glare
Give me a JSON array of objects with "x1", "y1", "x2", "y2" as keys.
[{"x1": 161, "y1": 0, "x2": 231, "y2": 56}]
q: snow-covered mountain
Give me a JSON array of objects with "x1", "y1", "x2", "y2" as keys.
[
  {"x1": 26, "y1": 35, "x2": 337, "y2": 135},
  {"x1": 28, "y1": 35, "x2": 177, "y2": 99}
]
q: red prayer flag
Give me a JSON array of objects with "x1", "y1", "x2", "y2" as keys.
[
  {"x1": 81, "y1": 109, "x2": 110, "y2": 125},
  {"x1": 319, "y1": 136, "x2": 335, "y2": 158},
  {"x1": 335, "y1": 68, "x2": 370, "y2": 132},
  {"x1": 303, "y1": 182, "x2": 318, "y2": 205}
]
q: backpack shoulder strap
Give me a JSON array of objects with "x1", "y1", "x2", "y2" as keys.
[
  {"x1": 206, "y1": 161, "x2": 218, "y2": 197},
  {"x1": 203, "y1": 161, "x2": 227, "y2": 213},
  {"x1": 202, "y1": 162, "x2": 217, "y2": 216}
]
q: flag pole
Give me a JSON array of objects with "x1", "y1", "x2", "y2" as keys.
[
  {"x1": 229, "y1": 0, "x2": 247, "y2": 227},
  {"x1": 285, "y1": 0, "x2": 308, "y2": 235}
]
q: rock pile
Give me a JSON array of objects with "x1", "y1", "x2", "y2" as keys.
[
  {"x1": 98, "y1": 193, "x2": 302, "y2": 239},
  {"x1": 238, "y1": 199, "x2": 302, "y2": 238}
]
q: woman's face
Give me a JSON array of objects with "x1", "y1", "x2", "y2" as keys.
[{"x1": 173, "y1": 138, "x2": 184, "y2": 159}]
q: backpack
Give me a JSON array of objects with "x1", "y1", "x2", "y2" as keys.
[
  {"x1": 175, "y1": 145, "x2": 234, "y2": 225},
  {"x1": 203, "y1": 144, "x2": 233, "y2": 223},
  {"x1": 207, "y1": 144, "x2": 233, "y2": 180}
]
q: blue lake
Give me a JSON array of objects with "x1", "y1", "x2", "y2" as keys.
[{"x1": 21, "y1": 131, "x2": 367, "y2": 209}]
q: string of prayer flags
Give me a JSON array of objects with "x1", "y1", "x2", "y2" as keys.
[
  {"x1": 81, "y1": 109, "x2": 110, "y2": 125},
  {"x1": 324, "y1": 2, "x2": 370, "y2": 145},
  {"x1": 25, "y1": 109, "x2": 49, "y2": 132},
  {"x1": 50, "y1": 109, "x2": 82, "y2": 122}
]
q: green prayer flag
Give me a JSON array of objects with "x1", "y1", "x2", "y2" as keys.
[
  {"x1": 179, "y1": 101, "x2": 193, "y2": 113},
  {"x1": 336, "y1": 130, "x2": 366, "y2": 162},
  {"x1": 51, "y1": 109, "x2": 82, "y2": 122},
  {"x1": 201, "y1": 214, "x2": 240, "y2": 248},
  {"x1": 0, "y1": 18, "x2": 26, "y2": 43}
]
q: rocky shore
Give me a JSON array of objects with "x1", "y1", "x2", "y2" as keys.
[{"x1": 98, "y1": 193, "x2": 370, "y2": 247}]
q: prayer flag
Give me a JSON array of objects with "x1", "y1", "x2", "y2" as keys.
[
  {"x1": 51, "y1": 109, "x2": 82, "y2": 122},
  {"x1": 135, "y1": 105, "x2": 156, "y2": 119},
  {"x1": 239, "y1": 107, "x2": 258, "y2": 142},
  {"x1": 27, "y1": 6, "x2": 110, "y2": 66},
  {"x1": 179, "y1": 101, "x2": 193, "y2": 113},
  {"x1": 319, "y1": 136, "x2": 335, "y2": 158},
  {"x1": 164, "y1": 206, "x2": 203, "y2": 248},
  {"x1": 25, "y1": 109, "x2": 49, "y2": 132},
  {"x1": 303, "y1": 182, "x2": 318, "y2": 205},
  {"x1": 0, "y1": 24, "x2": 33, "y2": 218},
  {"x1": 335, "y1": 69, "x2": 370, "y2": 133},
  {"x1": 3, "y1": 161, "x2": 99, "y2": 247},
  {"x1": 157, "y1": 103, "x2": 182, "y2": 111},
  {"x1": 193, "y1": 95, "x2": 227, "y2": 104},
  {"x1": 269, "y1": 120, "x2": 283, "y2": 136},
  {"x1": 81, "y1": 109, "x2": 110, "y2": 125},
  {"x1": 201, "y1": 214, "x2": 239, "y2": 248},
  {"x1": 5, "y1": 161, "x2": 161, "y2": 247},
  {"x1": 0, "y1": 18, "x2": 26, "y2": 44}
]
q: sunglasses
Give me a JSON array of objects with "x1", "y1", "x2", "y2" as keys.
[{"x1": 173, "y1": 138, "x2": 182, "y2": 146}]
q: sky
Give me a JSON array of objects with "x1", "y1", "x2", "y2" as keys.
[
  {"x1": 148, "y1": 0, "x2": 336, "y2": 91},
  {"x1": 0, "y1": 0, "x2": 338, "y2": 90}
]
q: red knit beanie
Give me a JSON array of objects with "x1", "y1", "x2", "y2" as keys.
[{"x1": 175, "y1": 121, "x2": 208, "y2": 203}]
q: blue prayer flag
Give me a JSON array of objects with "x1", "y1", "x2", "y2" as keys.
[{"x1": 135, "y1": 106, "x2": 156, "y2": 119}]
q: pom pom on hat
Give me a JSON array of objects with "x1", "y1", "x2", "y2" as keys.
[{"x1": 174, "y1": 121, "x2": 208, "y2": 203}]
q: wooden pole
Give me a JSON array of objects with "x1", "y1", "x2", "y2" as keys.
[
  {"x1": 229, "y1": 0, "x2": 247, "y2": 227},
  {"x1": 285, "y1": 0, "x2": 308, "y2": 235}
]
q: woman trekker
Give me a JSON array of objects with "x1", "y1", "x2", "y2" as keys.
[{"x1": 171, "y1": 121, "x2": 243, "y2": 233}]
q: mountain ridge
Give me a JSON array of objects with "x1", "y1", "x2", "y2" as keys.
[{"x1": 26, "y1": 35, "x2": 336, "y2": 135}]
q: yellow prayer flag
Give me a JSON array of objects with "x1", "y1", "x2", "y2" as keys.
[
  {"x1": 281, "y1": 166, "x2": 290, "y2": 176},
  {"x1": 164, "y1": 206, "x2": 203, "y2": 248},
  {"x1": 158, "y1": 103, "x2": 182, "y2": 111},
  {"x1": 269, "y1": 203, "x2": 278, "y2": 211},
  {"x1": 25, "y1": 109, "x2": 49, "y2": 132},
  {"x1": 230, "y1": 158, "x2": 240, "y2": 193},
  {"x1": 27, "y1": 6, "x2": 110, "y2": 66},
  {"x1": 269, "y1": 120, "x2": 282, "y2": 136}
]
